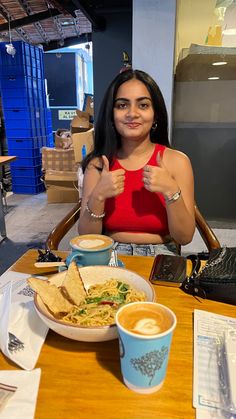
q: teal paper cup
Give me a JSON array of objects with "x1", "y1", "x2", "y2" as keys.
[{"x1": 115, "y1": 302, "x2": 177, "y2": 394}]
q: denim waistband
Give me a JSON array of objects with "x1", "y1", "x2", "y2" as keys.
[{"x1": 113, "y1": 242, "x2": 178, "y2": 257}]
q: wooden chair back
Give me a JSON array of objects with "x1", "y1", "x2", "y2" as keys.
[{"x1": 45, "y1": 200, "x2": 221, "y2": 252}]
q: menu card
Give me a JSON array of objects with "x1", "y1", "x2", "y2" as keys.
[
  {"x1": 194, "y1": 309, "x2": 236, "y2": 418},
  {"x1": 0, "y1": 271, "x2": 48, "y2": 370}
]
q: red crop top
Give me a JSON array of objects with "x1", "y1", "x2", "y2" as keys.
[{"x1": 103, "y1": 144, "x2": 169, "y2": 235}]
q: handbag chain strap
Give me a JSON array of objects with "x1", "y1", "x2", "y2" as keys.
[
  {"x1": 180, "y1": 248, "x2": 226, "y2": 299},
  {"x1": 197, "y1": 247, "x2": 226, "y2": 275}
]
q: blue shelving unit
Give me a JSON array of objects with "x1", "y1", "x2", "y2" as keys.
[{"x1": 0, "y1": 41, "x2": 52, "y2": 194}]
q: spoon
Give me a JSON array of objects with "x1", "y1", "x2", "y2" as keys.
[{"x1": 34, "y1": 261, "x2": 66, "y2": 268}]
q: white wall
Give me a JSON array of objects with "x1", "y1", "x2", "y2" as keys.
[{"x1": 132, "y1": 0, "x2": 176, "y2": 137}]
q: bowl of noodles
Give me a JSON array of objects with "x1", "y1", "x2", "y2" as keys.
[{"x1": 31, "y1": 265, "x2": 156, "y2": 342}]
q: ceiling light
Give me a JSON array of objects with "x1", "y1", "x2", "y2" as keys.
[
  {"x1": 208, "y1": 77, "x2": 220, "y2": 80},
  {"x1": 6, "y1": 43, "x2": 16, "y2": 57},
  {"x1": 6, "y1": 15, "x2": 16, "y2": 57},
  {"x1": 60, "y1": 20, "x2": 75, "y2": 26},
  {"x1": 212, "y1": 61, "x2": 227, "y2": 66},
  {"x1": 58, "y1": 39, "x2": 65, "y2": 47}
]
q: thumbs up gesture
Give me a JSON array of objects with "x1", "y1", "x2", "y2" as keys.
[
  {"x1": 101, "y1": 155, "x2": 110, "y2": 172},
  {"x1": 97, "y1": 155, "x2": 125, "y2": 198},
  {"x1": 142, "y1": 151, "x2": 176, "y2": 194}
]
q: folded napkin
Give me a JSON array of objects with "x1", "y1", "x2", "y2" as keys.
[
  {"x1": 0, "y1": 368, "x2": 41, "y2": 419},
  {"x1": 0, "y1": 271, "x2": 49, "y2": 370}
]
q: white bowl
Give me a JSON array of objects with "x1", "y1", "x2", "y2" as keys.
[{"x1": 34, "y1": 265, "x2": 156, "y2": 342}]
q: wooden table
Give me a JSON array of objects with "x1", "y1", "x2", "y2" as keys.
[
  {"x1": 0, "y1": 156, "x2": 17, "y2": 239},
  {"x1": 1, "y1": 249, "x2": 236, "y2": 419}
]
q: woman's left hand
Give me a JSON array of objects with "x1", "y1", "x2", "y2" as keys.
[
  {"x1": 142, "y1": 152, "x2": 178, "y2": 196},
  {"x1": 143, "y1": 148, "x2": 195, "y2": 245}
]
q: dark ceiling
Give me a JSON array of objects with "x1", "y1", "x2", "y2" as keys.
[{"x1": 0, "y1": 0, "x2": 132, "y2": 51}]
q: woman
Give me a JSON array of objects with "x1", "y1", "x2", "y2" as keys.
[{"x1": 78, "y1": 69, "x2": 195, "y2": 256}]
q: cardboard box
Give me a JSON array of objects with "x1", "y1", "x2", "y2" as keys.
[
  {"x1": 54, "y1": 128, "x2": 72, "y2": 149},
  {"x1": 42, "y1": 147, "x2": 77, "y2": 171},
  {"x1": 72, "y1": 125, "x2": 94, "y2": 163},
  {"x1": 72, "y1": 127, "x2": 94, "y2": 163},
  {"x1": 44, "y1": 170, "x2": 79, "y2": 203},
  {"x1": 70, "y1": 110, "x2": 90, "y2": 134},
  {"x1": 44, "y1": 170, "x2": 78, "y2": 183},
  {"x1": 46, "y1": 186, "x2": 79, "y2": 203}
]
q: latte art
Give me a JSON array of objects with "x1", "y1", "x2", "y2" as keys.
[
  {"x1": 79, "y1": 239, "x2": 105, "y2": 249},
  {"x1": 70, "y1": 234, "x2": 114, "y2": 251},
  {"x1": 131, "y1": 318, "x2": 161, "y2": 335},
  {"x1": 118, "y1": 303, "x2": 173, "y2": 336}
]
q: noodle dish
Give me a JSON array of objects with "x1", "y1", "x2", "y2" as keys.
[{"x1": 29, "y1": 264, "x2": 155, "y2": 342}]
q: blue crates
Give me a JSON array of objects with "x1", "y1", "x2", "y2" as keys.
[
  {"x1": 11, "y1": 156, "x2": 41, "y2": 167},
  {"x1": 1, "y1": 83, "x2": 34, "y2": 100},
  {"x1": 0, "y1": 76, "x2": 38, "y2": 110},
  {"x1": 4, "y1": 107, "x2": 36, "y2": 124},
  {"x1": 11, "y1": 165, "x2": 42, "y2": 177},
  {"x1": 41, "y1": 136, "x2": 48, "y2": 147},
  {"x1": 38, "y1": 49, "x2": 45, "y2": 79},
  {"x1": 31, "y1": 66, "x2": 37, "y2": 79},
  {"x1": 0, "y1": 42, "x2": 30, "y2": 69},
  {"x1": 8, "y1": 147, "x2": 41, "y2": 158},
  {"x1": 5, "y1": 126, "x2": 37, "y2": 138},
  {"x1": 0, "y1": 42, "x2": 44, "y2": 78},
  {"x1": 36, "y1": 80, "x2": 46, "y2": 104},
  {"x1": 7, "y1": 137, "x2": 42, "y2": 149},
  {"x1": 1, "y1": 94, "x2": 34, "y2": 109},
  {"x1": 46, "y1": 133, "x2": 54, "y2": 148},
  {"x1": 0, "y1": 75, "x2": 32, "y2": 90},
  {"x1": 45, "y1": 123, "x2": 53, "y2": 136},
  {"x1": 3, "y1": 107, "x2": 47, "y2": 138},
  {"x1": 12, "y1": 183, "x2": 45, "y2": 195},
  {"x1": 37, "y1": 93, "x2": 46, "y2": 109},
  {"x1": 30, "y1": 44, "x2": 36, "y2": 59},
  {"x1": 4, "y1": 110, "x2": 37, "y2": 138},
  {"x1": 35, "y1": 47, "x2": 41, "y2": 61},
  {"x1": 32, "y1": 78, "x2": 38, "y2": 90},
  {"x1": 44, "y1": 108, "x2": 53, "y2": 139},
  {"x1": 46, "y1": 108, "x2": 52, "y2": 125},
  {"x1": 0, "y1": 63, "x2": 32, "y2": 78},
  {"x1": 36, "y1": 66, "x2": 43, "y2": 79},
  {"x1": 0, "y1": 41, "x2": 48, "y2": 195},
  {"x1": 11, "y1": 175, "x2": 42, "y2": 186}
]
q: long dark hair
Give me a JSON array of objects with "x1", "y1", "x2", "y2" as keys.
[{"x1": 81, "y1": 69, "x2": 170, "y2": 171}]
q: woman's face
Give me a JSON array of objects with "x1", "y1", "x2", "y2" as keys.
[{"x1": 113, "y1": 78, "x2": 155, "y2": 142}]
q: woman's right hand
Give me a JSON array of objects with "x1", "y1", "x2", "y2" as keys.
[
  {"x1": 95, "y1": 155, "x2": 125, "y2": 200},
  {"x1": 79, "y1": 156, "x2": 125, "y2": 235}
]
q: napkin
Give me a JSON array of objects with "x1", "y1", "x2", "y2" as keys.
[
  {"x1": 0, "y1": 368, "x2": 41, "y2": 419},
  {"x1": 0, "y1": 271, "x2": 49, "y2": 370}
]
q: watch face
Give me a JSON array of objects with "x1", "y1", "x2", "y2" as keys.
[{"x1": 165, "y1": 190, "x2": 181, "y2": 204}]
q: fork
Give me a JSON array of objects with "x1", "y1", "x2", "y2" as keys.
[
  {"x1": 8, "y1": 332, "x2": 24, "y2": 353},
  {"x1": 109, "y1": 250, "x2": 119, "y2": 267}
]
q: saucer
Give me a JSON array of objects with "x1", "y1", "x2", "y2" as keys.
[{"x1": 114, "y1": 259, "x2": 125, "y2": 268}]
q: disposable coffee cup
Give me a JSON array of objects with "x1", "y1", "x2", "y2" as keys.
[
  {"x1": 115, "y1": 302, "x2": 177, "y2": 394},
  {"x1": 66, "y1": 234, "x2": 114, "y2": 267}
]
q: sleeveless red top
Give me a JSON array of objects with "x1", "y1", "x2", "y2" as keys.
[{"x1": 103, "y1": 144, "x2": 169, "y2": 235}]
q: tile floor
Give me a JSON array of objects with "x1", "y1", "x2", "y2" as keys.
[
  {"x1": 0, "y1": 192, "x2": 77, "y2": 274},
  {"x1": 1, "y1": 191, "x2": 236, "y2": 275}
]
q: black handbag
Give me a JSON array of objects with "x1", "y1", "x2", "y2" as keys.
[{"x1": 180, "y1": 247, "x2": 236, "y2": 305}]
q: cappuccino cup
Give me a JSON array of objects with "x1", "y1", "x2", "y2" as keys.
[
  {"x1": 66, "y1": 234, "x2": 114, "y2": 267},
  {"x1": 116, "y1": 302, "x2": 177, "y2": 394}
]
